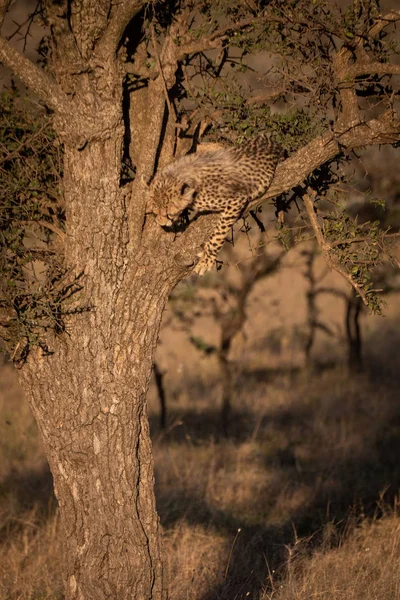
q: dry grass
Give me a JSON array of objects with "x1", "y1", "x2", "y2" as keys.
[
  {"x1": 263, "y1": 513, "x2": 400, "y2": 600},
  {"x1": 0, "y1": 363, "x2": 63, "y2": 600},
  {"x1": 147, "y1": 353, "x2": 400, "y2": 600},
  {"x1": 1, "y1": 315, "x2": 400, "y2": 599},
  {"x1": 0, "y1": 510, "x2": 63, "y2": 600}
]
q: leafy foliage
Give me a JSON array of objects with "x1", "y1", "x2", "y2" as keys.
[
  {"x1": 0, "y1": 91, "x2": 82, "y2": 362},
  {"x1": 322, "y1": 209, "x2": 384, "y2": 314}
]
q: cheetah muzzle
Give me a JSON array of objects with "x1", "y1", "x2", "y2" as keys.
[{"x1": 146, "y1": 135, "x2": 283, "y2": 276}]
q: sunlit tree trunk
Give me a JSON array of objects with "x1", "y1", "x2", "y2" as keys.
[{"x1": 17, "y1": 133, "x2": 178, "y2": 599}]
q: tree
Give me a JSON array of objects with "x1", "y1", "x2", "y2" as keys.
[
  {"x1": 0, "y1": 1, "x2": 399, "y2": 598},
  {"x1": 177, "y1": 239, "x2": 286, "y2": 432}
]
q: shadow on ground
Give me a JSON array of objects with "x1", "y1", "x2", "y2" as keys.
[
  {"x1": 0, "y1": 463, "x2": 55, "y2": 540},
  {"x1": 2, "y1": 327, "x2": 400, "y2": 599},
  {"x1": 153, "y1": 340, "x2": 400, "y2": 600}
]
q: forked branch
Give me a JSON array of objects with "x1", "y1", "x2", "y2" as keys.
[
  {"x1": 367, "y1": 9, "x2": 400, "y2": 38},
  {"x1": 95, "y1": 0, "x2": 148, "y2": 57},
  {"x1": 333, "y1": 9, "x2": 400, "y2": 123}
]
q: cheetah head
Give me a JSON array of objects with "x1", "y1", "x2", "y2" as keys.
[{"x1": 146, "y1": 177, "x2": 196, "y2": 227}]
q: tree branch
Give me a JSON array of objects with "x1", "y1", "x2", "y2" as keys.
[
  {"x1": 128, "y1": 26, "x2": 181, "y2": 250},
  {"x1": 95, "y1": 0, "x2": 147, "y2": 57},
  {"x1": 331, "y1": 10, "x2": 400, "y2": 125},
  {"x1": 333, "y1": 47, "x2": 360, "y2": 123},
  {"x1": 245, "y1": 88, "x2": 286, "y2": 105},
  {"x1": 347, "y1": 62, "x2": 400, "y2": 78},
  {"x1": 367, "y1": 10, "x2": 400, "y2": 38},
  {"x1": 173, "y1": 110, "x2": 400, "y2": 275},
  {"x1": 176, "y1": 16, "x2": 255, "y2": 60},
  {"x1": 0, "y1": 35, "x2": 68, "y2": 112},
  {"x1": 302, "y1": 189, "x2": 370, "y2": 307},
  {"x1": 329, "y1": 232, "x2": 400, "y2": 248},
  {"x1": 256, "y1": 110, "x2": 400, "y2": 206},
  {"x1": 0, "y1": 0, "x2": 67, "y2": 110}
]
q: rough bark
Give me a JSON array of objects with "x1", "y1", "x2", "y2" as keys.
[
  {"x1": 0, "y1": 5, "x2": 188, "y2": 596},
  {"x1": 16, "y1": 132, "x2": 180, "y2": 599},
  {"x1": 5, "y1": 8, "x2": 180, "y2": 590},
  {"x1": 19, "y1": 295, "x2": 167, "y2": 600}
]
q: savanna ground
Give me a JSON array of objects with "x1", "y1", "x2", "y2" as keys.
[{"x1": 1, "y1": 243, "x2": 400, "y2": 600}]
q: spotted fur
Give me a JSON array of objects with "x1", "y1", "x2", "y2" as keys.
[{"x1": 146, "y1": 135, "x2": 283, "y2": 275}]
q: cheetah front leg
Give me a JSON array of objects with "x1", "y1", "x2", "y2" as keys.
[{"x1": 193, "y1": 206, "x2": 243, "y2": 276}]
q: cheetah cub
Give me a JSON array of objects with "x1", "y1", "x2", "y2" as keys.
[{"x1": 146, "y1": 135, "x2": 283, "y2": 275}]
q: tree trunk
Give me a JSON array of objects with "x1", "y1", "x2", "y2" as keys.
[
  {"x1": 219, "y1": 335, "x2": 234, "y2": 436},
  {"x1": 154, "y1": 362, "x2": 167, "y2": 430},
  {"x1": 346, "y1": 288, "x2": 363, "y2": 373},
  {"x1": 17, "y1": 133, "x2": 177, "y2": 599}
]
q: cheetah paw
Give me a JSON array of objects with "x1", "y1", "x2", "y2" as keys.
[{"x1": 193, "y1": 251, "x2": 216, "y2": 276}]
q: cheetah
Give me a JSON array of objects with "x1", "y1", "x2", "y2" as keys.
[{"x1": 146, "y1": 135, "x2": 283, "y2": 275}]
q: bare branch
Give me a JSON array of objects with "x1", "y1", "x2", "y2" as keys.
[
  {"x1": 0, "y1": 121, "x2": 48, "y2": 165},
  {"x1": 0, "y1": 36, "x2": 68, "y2": 112},
  {"x1": 95, "y1": 0, "x2": 147, "y2": 57},
  {"x1": 329, "y1": 232, "x2": 400, "y2": 248},
  {"x1": 28, "y1": 220, "x2": 66, "y2": 240},
  {"x1": 245, "y1": 89, "x2": 286, "y2": 105}
]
